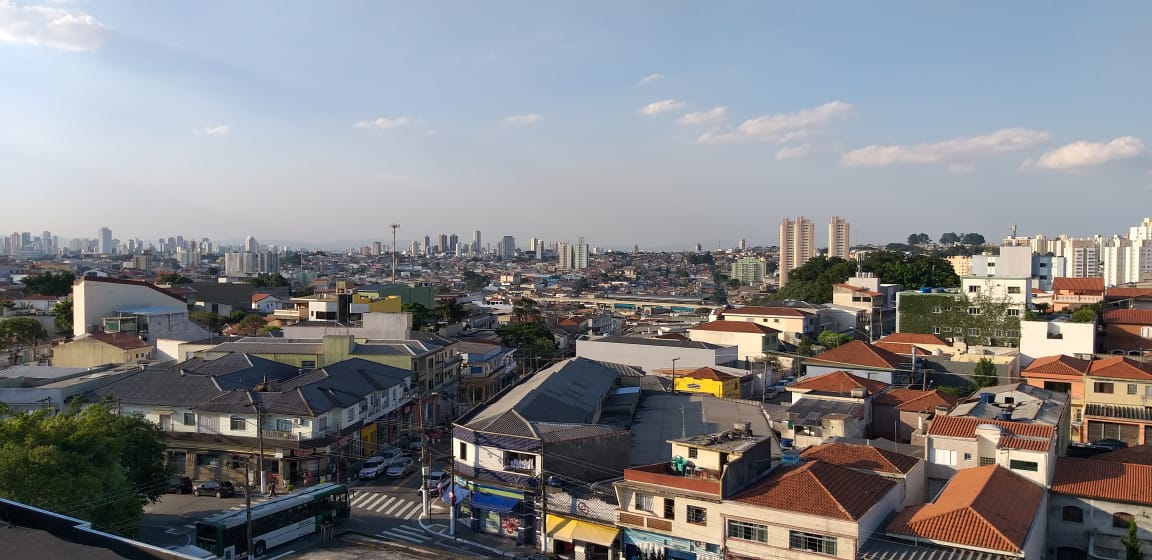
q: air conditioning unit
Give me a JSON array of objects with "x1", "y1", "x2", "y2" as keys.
[{"x1": 293, "y1": 418, "x2": 302, "y2": 425}]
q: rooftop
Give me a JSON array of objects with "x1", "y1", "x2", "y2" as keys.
[
  {"x1": 806, "y1": 340, "x2": 907, "y2": 370},
  {"x1": 688, "y1": 320, "x2": 779, "y2": 334},
  {"x1": 927, "y1": 416, "x2": 1055, "y2": 452},
  {"x1": 800, "y1": 442, "x2": 920, "y2": 475},
  {"x1": 1021, "y1": 354, "x2": 1091, "y2": 377},
  {"x1": 1051, "y1": 457, "x2": 1152, "y2": 506},
  {"x1": 627, "y1": 392, "x2": 772, "y2": 466},
  {"x1": 872, "y1": 388, "x2": 958, "y2": 413},
  {"x1": 789, "y1": 370, "x2": 889, "y2": 396},
  {"x1": 731, "y1": 460, "x2": 896, "y2": 521}
]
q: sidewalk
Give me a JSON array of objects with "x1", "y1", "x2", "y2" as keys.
[{"x1": 418, "y1": 513, "x2": 542, "y2": 559}]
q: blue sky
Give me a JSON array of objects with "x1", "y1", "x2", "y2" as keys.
[{"x1": 1, "y1": 1, "x2": 1149, "y2": 251}]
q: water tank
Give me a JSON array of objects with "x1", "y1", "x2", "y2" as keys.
[
  {"x1": 780, "y1": 438, "x2": 794, "y2": 449},
  {"x1": 996, "y1": 409, "x2": 1012, "y2": 421},
  {"x1": 781, "y1": 448, "x2": 801, "y2": 466},
  {"x1": 919, "y1": 287, "x2": 932, "y2": 294},
  {"x1": 979, "y1": 393, "x2": 995, "y2": 405}
]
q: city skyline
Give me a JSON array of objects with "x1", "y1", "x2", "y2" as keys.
[{"x1": 1, "y1": 2, "x2": 1150, "y2": 248}]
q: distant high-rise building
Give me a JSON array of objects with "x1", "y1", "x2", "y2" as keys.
[
  {"x1": 1063, "y1": 238, "x2": 1101, "y2": 278},
  {"x1": 472, "y1": 230, "x2": 482, "y2": 254},
  {"x1": 739, "y1": 238, "x2": 746, "y2": 251},
  {"x1": 244, "y1": 235, "x2": 258, "y2": 252},
  {"x1": 499, "y1": 236, "x2": 516, "y2": 259},
  {"x1": 449, "y1": 234, "x2": 459, "y2": 253},
  {"x1": 557, "y1": 241, "x2": 573, "y2": 270},
  {"x1": 694, "y1": 242, "x2": 703, "y2": 253},
  {"x1": 424, "y1": 235, "x2": 432, "y2": 256},
  {"x1": 438, "y1": 234, "x2": 449, "y2": 253},
  {"x1": 731, "y1": 256, "x2": 767, "y2": 286},
  {"x1": 828, "y1": 216, "x2": 850, "y2": 260},
  {"x1": 98, "y1": 227, "x2": 113, "y2": 254},
  {"x1": 536, "y1": 242, "x2": 544, "y2": 260},
  {"x1": 779, "y1": 216, "x2": 814, "y2": 286},
  {"x1": 574, "y1": 237, "x2": 589, "y2": 269}
]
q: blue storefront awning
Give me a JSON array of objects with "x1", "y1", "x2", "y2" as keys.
[{"x1": 471, "y1": 491, "x2": 520, "y2": 513}]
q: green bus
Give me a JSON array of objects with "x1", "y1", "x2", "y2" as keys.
[{"x1": 195, "y1": 483, "x2": 350, "y2": 559}]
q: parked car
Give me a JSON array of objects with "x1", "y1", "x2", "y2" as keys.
[
  {"x1": 193, "y1": 480, "x2": 236, "y2": 498},
  {"x1": 424, "y1": 471, "x2": 448, "y2": 496},
  {"x1": 377, "y1": 447, "x2": 404, "y2": 465},
  {"x1": 386, "y1": 457, "x2": 415, "y2": 478},
  {"x1": 405, "y1": 438, "x2": 424, "y2": 455},
  {"x1": 763, "y1": 386, "x2": 779, "y2": 400},
  {"x1": 166, "y1": 476, "x2": 193, "y2": 494},
  {"x1": 359, "y1": 457, "x2": 388, "y2": 479}
]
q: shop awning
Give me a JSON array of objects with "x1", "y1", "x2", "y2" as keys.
[
  {"x1": 546, "y1": 514, "x2": 619, "y2": 547},
  {"x1": 470, "y1": 492, "x2": 519, "y2": 513}
]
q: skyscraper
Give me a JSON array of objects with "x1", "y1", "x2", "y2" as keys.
[
  {"x1": 828, "y1": 216, "x2": 850, "y2": 260},
  {"x1": 779, "y1": 216, "x2": 814, "y2": 286},
  {"x1": 98, "y1": 227, "x2": 113, "y2": 254},
  {"x1": 499, "y1": 236, "x2": 516, "y2": 259},
  {"x1": 472, "y1": 230, "x2": 482, "y2": 254},
  {"x1": 573, "y1": 237, "x2": 589, "y2": 269},
  {"x1": 244, "y1": 235, "x2": 259, "y2": 252},
  {"x1": 438, "y1": 234, "x2": 448, "y2": 253},
  {"x1": 449, "y1": 234, "x2": 459, "y2": 253},
  {"x1": 557, "y1": 241, "x2": 573, "y2": 270}
]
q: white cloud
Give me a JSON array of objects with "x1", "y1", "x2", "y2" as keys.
[
  {"x1": 775, "y1": 144, "x2": 813, "y2": 160},
  {"x1": 695, "y1": 101, "x2": 853, "y2": 144},
  {"x1": 637, "y1": 99, "x2": 686, "y2": 116},
  {"x1": 638, "y1": 73, "x2": 665, "y2": 86},
  {"x1": 353, "y1": 116, "x2": 415, "y2": 130},
  {"x1": 501, "y1": 113, "x2": 541, "y2": 125},
  {"x1": 1033, "y1": 136, "x2": 1145, "y2": 170},
  {"x1": 0, "y1": 0, "x2": 112, "y2": 51},
  {"x1": 841, "y1": 128, "x2": 1050, "y2": 167},
  {"x1": 677, "y1": 106, "x2": 727, "y2": 126},
  {"x1": 946, "y1": 163, "x2": 975, "y2": 174},
  {"x1": 423, "y1": 129, "x2": 438, "y2": 137},
  {"x1": 195, "y1": 125, "x2": 230, "y2": 136}
]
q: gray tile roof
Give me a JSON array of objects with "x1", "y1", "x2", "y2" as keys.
[
  {"x1": 592, "y1": 336, "x2": 725, "y2": 350},
  {"x1": 787, "y1": 398, "x2": 864, "y2": 426},
  {"x1": 93, "y1": 367, "x2": 225, "y2": 407},
  {"x1": 465, "y1": 357, "x2": 622, "y2": 431},
  {"x1": 858, "y1": 536, "x2": 1015, "y2": 560}
]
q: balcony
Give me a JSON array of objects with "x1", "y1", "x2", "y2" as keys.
[
  {"x1": 618, "y1": 511, "x2": 673, "y2": 533},
  {"x1": 623, "y1": 462, "x2": 721, "y2": 495},
  {"x1": 262, "y1": 429, "x2": 300, "y2": 441},
  {"x1": 1054, "y1": 295, "x2": 1104, "y2": 304}
]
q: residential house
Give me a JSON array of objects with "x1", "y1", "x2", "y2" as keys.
[
  {"x1": 457, "y1": 340, "x2": 518, "y2": 406},
  {"x1": 718, "y1": 306, "x2": 820, "y2": 345},
  {"x1": 1100, "y1": 309, "x2": 1152, "y2": 356},
  {"x1": 11, "y1": 294, "x2": 58, "y2": 312},
  {"x1": 924, "y1": 415, "x2": 1057, "y2": 495},
  {"x1": 876, "y1": 332, "x2": 954, "y2": 356},
  {"x1": 575, "y1": 336, "x2": 739, "y2": 371},
  {"x1": 871, "y1": 388, "x2": 958, "y2": 444},
  {"x1": 829, "y1": 275, "x2": 900, "y2": 340},
  {"x1": 867, "y1": 465, "x2": 1046, "y2": 559},
  {"x1": 1049, "y1": 456, "x2": 1152, "y2": 559},
  {"x1": 687, "y1": 320, "x2": 779, "y2": 362},
  {"x1": 950, "y1": 382, "x2": 1071, "y2": 453},
  {"x1": 803, "y1": 340, "x2": 912, "y2": 385},
  {"x1": 1082, "y1": 356, "x2": 1152, "y2": 446},
  {"x1": 1022, "y1": 354, "x2": 1092, "y2": 443},
  {"x1": 252, "y1": 293, "x2": 288, "y2": 314},
  {"x1": 50, "y1": 331, "x2": 153, "y2": 368},
  {"x1": 1051, "y1": 277, "x2": 1106, "y2": 313},
  {"x1": 895, "y1": 276, "x2": 1030, "y2": 347},
  {"x1": 1104, "y1": 287, "x2": 1152, "y2": 311},
  {"x1": 673, "y1": 367, "x2": 741, "y2": 399},
  {"x1": 1019, "y1": 316, "x2": 1097, "y2": 361},
  {"x1": 783, "y1": 370, "x2": 888, "y2": 448},
  {"x1": 799, "y1": 442, "x2": 925, "y2": 508}
]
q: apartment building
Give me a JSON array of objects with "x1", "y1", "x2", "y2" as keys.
[
  {"x1": 779, "y1": 216, "x2": 814, "y2": 287},
  {"x1": 828, "y1": 216, "x2": 850, "y2": 260}
]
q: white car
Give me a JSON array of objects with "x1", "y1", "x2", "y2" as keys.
[
  {"x1": 358, "y1": 457, "x2": 388, "y2": 479},
  {"x1": 386, "y1": 457, "x2": 415, "y2": 478}
]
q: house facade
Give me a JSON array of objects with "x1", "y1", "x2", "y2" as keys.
[
  {"x1": 687, "y1": 320, "x2": 779, "y2": 361},
  {"x1": 1082, "y1": 356, "x2": 1152, "y2": 446},
  {"x1": 1049, "y1": 456, "x2": 1152, "y2": 560}
]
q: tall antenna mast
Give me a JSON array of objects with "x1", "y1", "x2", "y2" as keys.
[{"x1": 391, "y1": 223, "x2": 400, "y2": 284}]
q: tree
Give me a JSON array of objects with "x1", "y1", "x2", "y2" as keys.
[
  {"x1": 495, "y1": 321, "x2": 557, "y2": 364},
  {"x1": 725, "y1": 278, "x2": 742, "y2": 290},
  {"x1": 402, "y1": 303, "x2": 434, "y2": 331},
  {"x1": 0, "y1": 399, "x2": 166, "y2": 536},
  {"x1": 52, "y1": 298, "x2": 73, "y2": 334},
  {"x1": 189, "y1": 311, "x2": 227, "y2": 333},
  {"x1": 235, "y1": 314, "x2": 267, "y2": 336},
  {"x1": 939, "y1": 232, "x2": 961, "y2": 245},
  {"x1": 433, "y1": 298, "x2": 468, "y2": 324},
  {"x1": 248, "y1": 273, "x2": 289, "y2": 289},
  {"x1": 1122, "y1": 518, "x2": 1142, "y2": 560},
  {"x1": 974, "y1": 357, "x2": 998, "y2": 387},
  {"x1": 961, "y1": 232, "x2": 986, "y2": 245},
  {"x1": 817, "y1": 330, "x2": 852, "y2": 349},
  {"x1": 158, "y1": 273, "x2": 192, "y2": 284},
  {"x1": 907, "y1": 233, "x2": 931, "y2": 245},
  {"x1": 1033, "y1": 302, "x2": 1050, "y2": 315},
  {"x1": 1069, "y1": 307, "x2": 1097, "y2": 323},
  {"x1": 20, "y1": 270, "x2": 75, "y2": 297},
  {"x1": 461, "y1": 270, "x2": 489, "y2": 291},
  {"x1": 859, "y1": 250, "x2": 960, "y2": 290},
  {"x1": 796, "y1": 336, "x2": 814, "y2": 357},
  {"x1": 0, "y1": 317, "x2": 47, "y2": 364},
  {"x1": 775, "y1": 256, "x2": 857, "y2": 304},
  {"x1": 512, "y1": 297, "x2": 539, "y2": 321}
]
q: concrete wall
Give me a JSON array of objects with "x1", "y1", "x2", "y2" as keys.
[
  {"x1": 547, "y1": 432, "x2": 632, "y2": 482},
  {"x1": 575, "y1": 338, "x2": 735, "y2": 371},
  {"x1": 73, "y1": 279, "x2": 187, "y2": 337},
  {"x1": 1019, "y1": 319, "x2": 1096, "y2": 361},
  {"x1": 51, "y1": 338, "x2": 143, "y2": 368},
  {"x1": 687, "y1": 330, "x2": 772, "y2": 362}
]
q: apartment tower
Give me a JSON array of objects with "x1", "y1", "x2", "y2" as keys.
[
  {"x1": 828, "y1": 216, "x2": 850, "y2": 260},
  {"x1": 779, "y1": 216, "x2": 814, "y2": 286}
]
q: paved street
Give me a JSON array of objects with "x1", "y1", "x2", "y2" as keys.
[{"x1": 140, "y1": 491, "x2": 271, "y2": 550}]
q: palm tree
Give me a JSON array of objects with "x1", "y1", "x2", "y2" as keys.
[{"x1": 512, "y1": 297, "x2": 538, "y2": 322}]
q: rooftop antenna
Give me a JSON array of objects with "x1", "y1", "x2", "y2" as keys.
[{"x1": 390, "y1": 223, "x2": 400, "y2": 284}]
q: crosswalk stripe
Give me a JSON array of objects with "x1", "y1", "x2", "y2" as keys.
[
  {"x1": 384, "y1": 499, "x2": 406, "y2": 515},
  {"x1": 400, "y1": 503, "x2": 421, "y2": 519},
  {"x1": 391, "y1": 525, "x2": 425, "y2": 537},
  {"x1": 375, "y1": 497, "x2": 397, "y2": 513},
  {"x1": 350, "y1": 493, "x2": 373, "y2": 507},
  {"x1": 379, "y1": 530, "x2": 424, "y2": 544},
  {"x1": 364, "y1": 495, "x2": 389, "y2": 510}
]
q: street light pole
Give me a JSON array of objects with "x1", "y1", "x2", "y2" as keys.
[{"x1": 671, "y1": 357, "x2": 680, "y2": 393}]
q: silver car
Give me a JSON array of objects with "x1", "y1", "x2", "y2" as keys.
[{"x1": 386, "y1": 457, "x2": 415, "y2": 478}]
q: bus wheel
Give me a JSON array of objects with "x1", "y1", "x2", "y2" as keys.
[{"x1": 254, "y1": 540, "x2": 266, "y2": 556}]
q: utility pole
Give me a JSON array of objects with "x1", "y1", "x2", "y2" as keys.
[
  {"x1": 391, "y1": 223, "x2": 400, "y2": 285},
  {"x1": 671, "y1": 357, "x2": 680, "y2": 393},
  {"x1": 418, "y1": 391, "x2": 429, "y2": 519},
  {"x1": 245, "y1": 456, "x2": 253, "y2": 559},
  {"x1": 249, "y1": 396, "x2": 267, "y2": 495}
]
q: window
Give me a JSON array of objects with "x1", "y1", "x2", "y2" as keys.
[
  {"x1": 345, "y1": 408, "x2": 354, "y2": 422},
  {"x1": 932, "y1": 326, "x2": 941, "y2": 334},
  {"x1": 942, "y1": 327, "x2": 952, "y2": 333},
  {"x1": 1141, "y1": 326, "x2": 1152, "y2": 339},
  {"x1": 196, "y1": 453, "x2": 220, "y2": 467},
  {"x1": 317, "y1": 416, "x2": 328, "y2": 433},
  {"x1": 968, "y1": 307, "x2": 981, "y2": 315},
  {"x1": 932, "y1": 306, "x2": 942, "y2": 314},
  {"x1": 183, "y1": 412, "x2": 195, "y2": 425},
  {"x1": 230, "y1": 416, "x2": 245, "y2": 431},
  {"x1": 686, "y1": 505, "x2": 707, "y2": 525},
  {"x1": 789, "y1": 531, "x2": 836, "y2": 555},
  {"x1": 968, "y1": 328, "x2": 980, "y2": 336},
  {"x1": 968, "y1": 285, "x2": 979, "y2": 293},
  {"x1": 1062, "y1": 506, "x2": 1084, "y2": 523},
  {"x1": 932, "y1": 449, "x2": 957, "y2": 466},
  {"x1": 275, "y1": 418, "x2": 292, "y2": 432},
  {"x1": 1007, "y1": 309, "x2": 1020, "y2": 317},
  {"x1": 459, "y1": 442, "x2": 468, "y2": 462},
  {"x1": 979, "y1": 457, "x2": 995, "y2": 466},
  {"x1": 963, "y1": 452, "x2": 972, "y2": 461},
  {"x1": 1114, "y1": 512, "x2": 1135, "y2": 529},
  {"x1": 727, "y1": 519, "x2": 767, "y2": 543},
  {"x1": 1009, "y1": 460, "x2": 1038, "y2": 472},
  {"x1": 635, "y1": 493, "x2": 653, "y2": 511},
  {"x1": 688, "y1": 448, "x2": 698, "y2": 459},
  {"x1": 301, "y1": 360, "x2": 317, "y2": 369},
  {"x1": 1095, "y1": 382, "x2": 1115, "y2": 394},
  {"x1": 663, "y1": 498, "x2": 675, "y2": 520},
  {"x1": 1007, "y1": 286, "x2": 1021, "y2": 294},
  {"x1": 1129, "y1": 384, "x2": 1139, "y2": 395}
]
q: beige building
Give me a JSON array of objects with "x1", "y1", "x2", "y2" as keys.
[
  {"x1": 779, "y1": 216, "x2": 814, "y2": 287},
  {"x1": 828, "y1": 216, "x2": 850, "y2": 260},
  {"x1": 51, "y1": 332, "x2": 153, "y2": 368},
  {"x1": 687, "y1": 320, "x2": 779, "y2": 361},
  {"x1": 945, "y1": 255, "x2": 972, "y2": 277}
]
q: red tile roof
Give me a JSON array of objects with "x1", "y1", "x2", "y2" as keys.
[
  {"x1": 732, "y1": 460, "x2": 896, "y2": 520},
  {"x1": 15, "y1": 294, "x2": 60, "y2": 301},
  {"x1": 1093, "y1": 445, "x2": 1152, "y2": 467},
  {"x1": 1106, "y1": 287, "x2": 1152, "y2": 299},
  {"x1": 88, "y1": 331, "x2": 152, "y2": 350},
  {"x1": 1051, "y1": 457, "x2": 1152, "y2": 506},
  {"x1": 879, "y1": 333, "x2": 952, "y2": 347},
  {"x1": 887, "y1": 465, "x2": 1043, "y2": 553},
  {"x1": 927, "y1": 416, "x2": 1054, "y2": 452},
  {"x1": 790, "y1": 370, "x2": 889, "y2": 396},
  {"x1": 873, "y1": 342, "x2": 938, "y2": 357},
  {"x1": 1022, "y1": 354, "x2": 1091, "y2": 377},
  {"x1": 689, "y1": 320, "x2": 779, "y2": 334},
  {"x1": 681, "y1": 367, "x2": 739, "y2": 381},
  {"x1": 872, "y1": 388, "x2": 959, "y2": 412},
  {"x1": 1103, "y1": 309, "x2": 1152, "y2": 325},
  {"x1": 721, "y1": 306, "x2": 813, "y2": 318},
  {"x1": 1052, "y1": 277, "x2": 1106, "y2": 293},
  {"x1": 833, "y1": 284, "x2": 883, "y2": 297},
  {"x1": 807, "y1": 340, "x2": 906, "y2": 370},
  {"x1": 800, "y1": 442, "x2": 920, "y2": 475},
  {"x1": 252, "y1": 293, "x2": 274, "y2": 303},
  {"x1": 1088, "y1": 356, "x2": 1152, "y2": 381}
]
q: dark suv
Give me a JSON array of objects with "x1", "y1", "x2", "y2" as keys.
[
  {"x1": 193, "y1": 480, "x2": 236, "y2": 498},
  {"x1": 166, "y1": 476, "x2": 193, "y2": 494}
]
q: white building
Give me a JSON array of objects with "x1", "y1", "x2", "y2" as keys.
[
  {"x1": 1019, "y1": 317, "x2": 1096, "y2": 362},
  {"x1": 72, "y1": 276, "x2": 211, "y2": 361}
]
